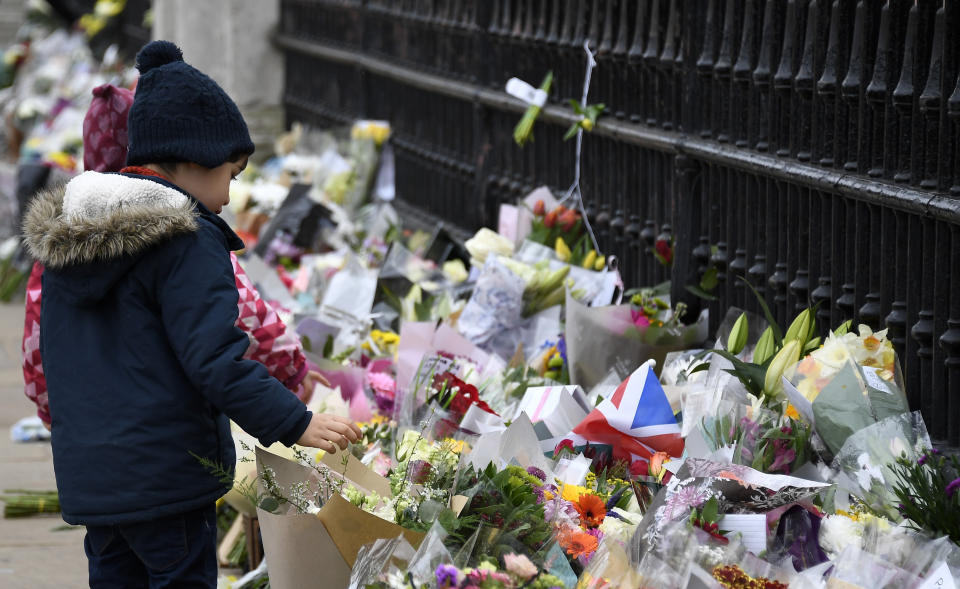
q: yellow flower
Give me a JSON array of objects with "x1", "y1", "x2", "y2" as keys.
[
  {"x1": 561, "y1": 483, "x2": 590, "y2": 503},
  {"x1": 441, "y1": 439, "x2": 466, "y2": 454},
  {"x1": 785, "y1": 404, "x2": 800, "y2": 420}
]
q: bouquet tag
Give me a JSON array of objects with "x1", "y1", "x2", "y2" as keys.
[
  {"x1": 719, "y1": 514, "x2": 767, "y2": 555},
  {"x1": 861, "y1": 366, "x2": 893, "y2": 394},
  {"x1": 919, "y1": 562, "x2": 957, "y2": 589},
  {"x1": 506, "y1": 77, "x2": 548, "y2": 107}
]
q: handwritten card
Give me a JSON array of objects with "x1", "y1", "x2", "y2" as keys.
[
  {"x1": 719, "y1": 513, "x2": 768, "y2": 555},
  {"x1": 919, "y1": 562, "x2": 957, "y2": 589}
]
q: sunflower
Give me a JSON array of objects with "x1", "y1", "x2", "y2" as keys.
[{"x1": 574, "y1": 493, "x2": 607, "y2": 528}]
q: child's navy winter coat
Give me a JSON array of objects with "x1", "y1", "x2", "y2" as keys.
[{"x1": 23, "y1": 171, "x2": 312, "y2": 526}]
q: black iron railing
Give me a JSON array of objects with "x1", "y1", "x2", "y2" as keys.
[{"x1": 276, "y1": 0, "x2": 960, "y2": 446}]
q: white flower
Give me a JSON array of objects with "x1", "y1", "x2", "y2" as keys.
[
  {"x1": 599, "y1": 508, "x2": 639, "y2": 547},
  {"x1": 811, "y1": 334, "x2": 854, "y2": 377},
  {"x1": 465, "y1": 228, "x2": 514, "y2": 266},
  {"x1": 819, "y1": 515, "x2": 864, "y2": 557},
  {"x1": 888, "y1": 436, "x2": 908, "y2": 459}
]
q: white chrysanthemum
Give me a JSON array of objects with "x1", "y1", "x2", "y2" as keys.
[
  {"x1": 819, "y1": 515, "x2": 864, "y2": 557},
  {"x1": 598, "y1": 508, "x2": 639, "y2": 547}
]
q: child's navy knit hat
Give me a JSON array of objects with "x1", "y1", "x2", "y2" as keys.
[{"x1": 126, "y1": 41, "x2": 255, "y2": 168}]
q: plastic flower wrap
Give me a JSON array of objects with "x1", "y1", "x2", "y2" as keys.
[
  {"x1": 825, "y1": 544, "x2": 921, "y2": 588},
  {"x1": 565, "y1": 290, "x2": 709, "y2": 390},
  {"x1": 700, "y1": 401, "x2": 813, "y2": 476},
  {"x1": 785, "y1": 325, "x2": 909, "y2": 459},
  {"x1": 889, "y1": 444, "x2": 960, "y2": 545},
  {"x1": 860, "y1": 520, "x2": 960, "y2": 580},
  {"x1": 829, "y1": 411, "x2": 931, "y2": 520}
]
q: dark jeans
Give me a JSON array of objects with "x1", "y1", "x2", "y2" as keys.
[{"x1": 84, "y1": 505, "x2": 218, "y2": 588}]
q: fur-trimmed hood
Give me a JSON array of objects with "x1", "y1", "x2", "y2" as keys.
[
  {"x1": 23, "y1": 171, "x2": 201, "y2": 306},
  {"x1": 23, "y1": 171, "x2": 198, "y2": 269}
]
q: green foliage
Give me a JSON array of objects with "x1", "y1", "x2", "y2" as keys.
[
  {"x1": 890, "y1": 449, "x2": 960, "y2": 544},
  {"x1": 449, "y1": 464, "x2": 555, "y2": 564}
]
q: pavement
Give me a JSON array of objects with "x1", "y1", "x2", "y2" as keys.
[{"x1": 0, "y1": 301, "x2": 88, "y2": 588}]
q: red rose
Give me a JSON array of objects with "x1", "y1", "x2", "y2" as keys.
[
  {"x1": 533, "y1": 199, "x2": 546, "y2": 216},
  {"x1": 630, "y1": 460, "x2": 649, "y2": 477}
]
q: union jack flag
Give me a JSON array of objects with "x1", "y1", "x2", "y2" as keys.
[{"x1": 568, "y1": 360, "x2": 684, "y2": 464}]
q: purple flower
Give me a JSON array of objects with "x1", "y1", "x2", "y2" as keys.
[
  {"x1": 918, "y1": 455, "x2": 928, "y2": 466},
  {"x1": 527, "y1": 466, "x2": 547, "y2": 481},
  {"x1": 435, "y1": 564, "x2": 459, "y2": 587},
  {"x1": 543, "y1": 492, "x2": 578, "y2": 522},
  {"x1": 768, "y1": 439, "x2": 796, "y2": 474},
  {"x1": 532, "y1": 485, "x2": 545, "y2": 504},
  {"x1": 946, "y1": 478, "x2": 960, "y2": 499}
]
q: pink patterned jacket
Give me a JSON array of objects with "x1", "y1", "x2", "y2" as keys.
[{"x1": 22, "y1": 254, "x2": 307, "y2": 425}]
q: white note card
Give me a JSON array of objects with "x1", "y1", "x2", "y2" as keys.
[
  {"x1": 505, "y1": 78, "x2": 548, "y2": 107},
  {"x1": 919, "y1": 562, "x2": 957, "y2": 589},
  {"x1": 862, "y1": 366, "x2": 893, "y2": 394},
  {"x1": 719, "y1": 514, "x2": 767, "y2": 556}
]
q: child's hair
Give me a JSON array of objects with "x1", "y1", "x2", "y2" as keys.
[
  {"x1": 150, "y1": 151, "x2": 250, "y2": 178},
  {"x1": 126, "y1": 41, "x2": 254, "y2": 169}
]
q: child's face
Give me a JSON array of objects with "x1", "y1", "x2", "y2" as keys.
[{"x1": 170, "y1": 157, "x2": 248, "y2": 214}]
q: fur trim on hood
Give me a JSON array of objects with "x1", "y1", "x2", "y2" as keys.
[{"x1": 23, "y1": 171, "x2": 198, "y2": 269}]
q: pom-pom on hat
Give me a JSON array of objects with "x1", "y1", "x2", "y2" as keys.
[
  {"x1": 125, "y1": 40, "x2": 254, "y2": 168},
  {"x1": 83, "y1": 84, "x2": 134, "y2": 173}
]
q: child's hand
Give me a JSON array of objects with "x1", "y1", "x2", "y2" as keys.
[
  {"x1": 298, "y1": 370, "x2": 330, "y2": 404},
  {"x1": 296, "y1": 413, "x2": 362, "y2": 453}
]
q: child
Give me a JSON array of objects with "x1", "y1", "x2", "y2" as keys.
[
  {"x1": 22, "y1": 41, "x2": 360, "y2": 587},
  {"x1": 23, "y1": 83, "x2": 324, "y2": 432}
]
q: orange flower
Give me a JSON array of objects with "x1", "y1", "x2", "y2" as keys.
[
  {"x1": 574, "y1": 493, "x2": 607, "y2": 528},
  {"x1": 559, "y1": 528, "x2": 599, "y2": 559},
  {"x1": 785, "y1": 404, "x2": 800, "y2": 420},
  {"x1": 649, "y1": 451, "x2": 670, "y2": 481}
]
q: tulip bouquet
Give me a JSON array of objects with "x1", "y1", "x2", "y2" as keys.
[{"x1": 527, "y1": 200, "x2": 604, "y2": 271}]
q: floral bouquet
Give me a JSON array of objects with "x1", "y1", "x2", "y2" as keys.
[
  {"x1": 889, "y1": 444, "x2": 960, "y2": 545},
  {"x1": 825, "y1": 545, "x2": 922, "y2": 588},
  {"x1": 829, "y1": 411, "x2": 931, "y2": 521},
  {"x1": 634, "y1": 458, "x2": 830, "y2": 553},
  {"x1": 565, "y1": 287, "x2": 708, "y2": 390},
  {"x1": 526, "y1": 199, "x2": 604, "y2": 271},
  {"x1": 785, "y1": 324, "x2": 909, "y2": 458},
  {"x1": 424, "y1": 371, "x2": 500, "y2": 439},
  {"x1": 709, "y1": 402, "x2": 813, "y2": 476},
  {"x1": 362, "y1": 554, "x2": 567, "y2": 589}
]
